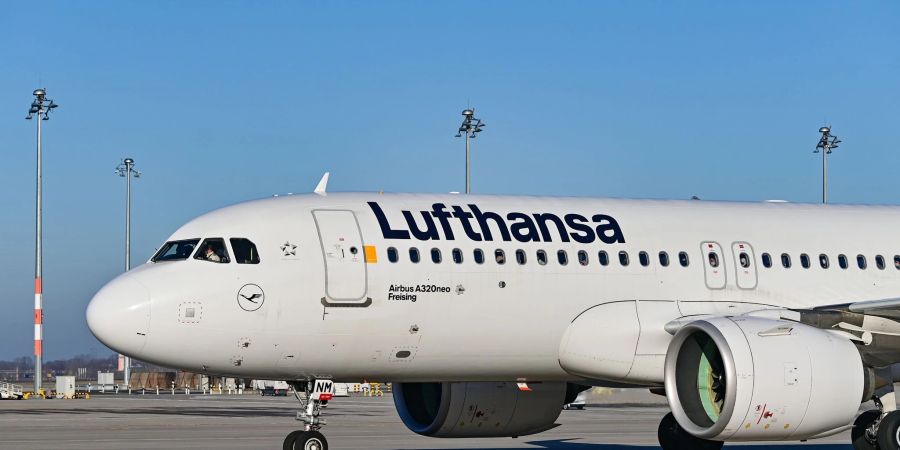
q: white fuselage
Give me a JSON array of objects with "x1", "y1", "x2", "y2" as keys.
[{"x1": 86, "y1": 193, "x2": 900, "y2": 385}]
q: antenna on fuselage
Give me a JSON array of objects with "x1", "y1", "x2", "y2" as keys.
[{"x1": 314, "y1": 172, "x2": 330, "y2": 195}]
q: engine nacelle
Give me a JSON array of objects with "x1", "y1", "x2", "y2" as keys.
[
  {"x1": 392, "y1": 381, "x2": 567, "y2": 438},
  {"x1": 664, "y1": 316, "x2": 867, "y2": 442}
]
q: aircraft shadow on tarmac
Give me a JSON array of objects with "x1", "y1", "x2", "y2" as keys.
[{"x1": 411, "y1": 438, "x2": 852, "y2": 450}]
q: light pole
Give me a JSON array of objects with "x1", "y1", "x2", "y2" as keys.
[
  {"x1": 25, "y1": 88, "x2": 58, "y2": 395},
  {"x1": 814, "y1": 126, "x2": 841, "y2": 204},
  {"x1": 455, "y1": 108, "x2": 485, "y2": 194},
  {"x1": 115, "y1": 158, "x2": 141, "y2": 387}
]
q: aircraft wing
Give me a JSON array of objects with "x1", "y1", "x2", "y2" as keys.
[
  {"x1": 847, "y1": 297, "x2": 900, "y2": 320},
  {"x1": 797, "y1": 298, "x2": 900, "y2": 366}
]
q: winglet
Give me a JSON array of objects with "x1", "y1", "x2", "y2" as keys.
[{"x1": 314, "y1": 172, "x2": 330, "y2": 195}]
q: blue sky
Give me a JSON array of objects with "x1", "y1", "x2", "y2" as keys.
[{"x1": 0, "y1": 2, "x2": 898, "y2": 360}]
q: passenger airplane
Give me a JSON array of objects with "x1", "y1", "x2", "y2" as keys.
[{"x1": 87, "y1": 177, "x2": 900, "y2": 450}]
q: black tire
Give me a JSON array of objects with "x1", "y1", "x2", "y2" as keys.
[
  {"x1": 658, "y1": 412, "x2": 723, "y2": 450},
  {"x1": 287, "y1": 431, "x2": 328, "y2": 450},
  {"x1": 852, "y1": 410, "x2": 880, "y2": 450},
  {"x1": 283, "y1": 431, "x2": 302, "y2": 450},
  {"x1": 877, "y1": 410, "x2": 900, "y2": 450}
]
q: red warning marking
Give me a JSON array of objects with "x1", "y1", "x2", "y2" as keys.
[{"x1": 757, "y1": 403, "x2": 768, "y2": 424}]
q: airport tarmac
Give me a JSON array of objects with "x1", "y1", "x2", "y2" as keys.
[{"x1": 0, "y1": 394, "x2": 855, "y2": 450}]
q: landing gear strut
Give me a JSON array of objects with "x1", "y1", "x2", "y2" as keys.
[
  {"x1": 852, "y1": 367, "x2": 899, "y2": 450},
  {"x1": 283, "y1": 381, "x2": 330, "y2": 450}
]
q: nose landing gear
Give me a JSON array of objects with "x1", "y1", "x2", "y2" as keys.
[{"x1": 284, "y1": 381, "x2": 332, "y2": 450}]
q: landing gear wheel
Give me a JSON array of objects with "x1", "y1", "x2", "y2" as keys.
[
  {"x1": 285, "y1": 431, "x2": 328, "y2": 450},
  {"x1": 283, "y1": 431, "x2": 302, "y2": 450},
  {"x1": 852, "y1": 410, "x2": 880, "y2": 450},
  {"x1": 877, "y1": 410, "x2": 900, "y2": 450},
  {"x1": 657, "y1": 412, "x2": 723, "y2": 450}
]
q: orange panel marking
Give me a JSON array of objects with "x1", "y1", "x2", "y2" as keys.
[{"x1": 364, "y1": 245, "x2": 378, "y2": 263}]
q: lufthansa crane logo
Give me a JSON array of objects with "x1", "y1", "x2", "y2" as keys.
[{"x1": 237, "y1": 284, "x2": 265, "y2": 311}]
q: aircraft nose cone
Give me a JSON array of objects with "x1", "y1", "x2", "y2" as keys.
[{"x1": 86, "y1": 276, "x2": 151, "y2": 356}]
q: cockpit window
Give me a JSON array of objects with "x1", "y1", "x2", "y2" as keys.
[
  {"x1": 151, "y1": 239, "x2": 200, "y2": 262},
  {"x1": 230, "y1": 238, "x2": 260, "y2": 264},
  {"x1": 194, "y1": 238, "x2": 230, "y2": 263}
]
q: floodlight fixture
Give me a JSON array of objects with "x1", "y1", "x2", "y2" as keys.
[
  {"x1": 115, "y1": 157, "x2": 141, "y2": 388},
  {"x1": 455, "y1": 108, "x2": 485, "y2": 194},
  {"x1": 814, "y1": 125, "x2": 841, "y2": 204},
  {"x1": 25, "y1": 88, "x2": 59, "y2": 395}
]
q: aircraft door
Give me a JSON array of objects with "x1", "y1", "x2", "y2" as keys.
[
  {"x1": 731, "y1": 242, "x2": 757, "y2": 289},
  {"x1": 700, "y1": 242, "x2": 726, "y2": 289},
  {"x1": 313, "y1": 210, "x2": 368, "y2": 303}
]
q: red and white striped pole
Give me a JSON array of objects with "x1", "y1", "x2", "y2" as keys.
[
  {"x1": 34, "y1": 277, "x2": 42, "y2": 388},
  {"x1": 27, "y1": 88, "x2": 57, "y2": 395}
]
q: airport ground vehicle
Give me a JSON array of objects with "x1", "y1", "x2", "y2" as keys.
[{"x1": 563, "y1": 391, "x2": 586, "y2": 410}]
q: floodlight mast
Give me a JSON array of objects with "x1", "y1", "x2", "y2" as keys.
[
  {"x1": 115, "y1": 158, "x2": 141, "y2": 387},
  {"x1": 25, "y1": 88, "x2": 58, "y2": 396},
  {"x1": 814, "y1": 126, "x2": 841, "y2": 204},
  {"x1": 455, "y1": 108, "x2": 485, "y2": 194}
]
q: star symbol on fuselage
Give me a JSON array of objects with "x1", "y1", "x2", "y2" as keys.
[{"x1": 281, "y1": 242, "x2": 297, "y2": 256}]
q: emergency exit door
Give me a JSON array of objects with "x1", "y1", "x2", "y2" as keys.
[
  {"x1": 313, "y1": 210, "x2": 368, "y2": 302},
  {"x1": 731, "y1": 242, "x2": 758, "y2": 289},
  {"x1": 701, "y1": 242, "x2": 727, "y2": 289}
]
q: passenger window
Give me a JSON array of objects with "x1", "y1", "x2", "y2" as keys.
[
  {"x1": 557, "y1": 250, "x2": 568, "y2": 265},
  {"x1": 739, "y1": 252, "x2": 750, "y2": 268},
  {"x1": 659, "y1": 251, "x2": 670, "y2": 267},
  {"x1": 431, "y1": 248, "x2": 442, "y2": 264},
  {"x1": 639, "y1": 251, "x2": 649, "y2": 267},
  {"x1": 781, "y1": 253, "x2": 791, "y2": 268},
  {"x1": 452, "y1": 248, "x2": 463, "y2": 264},
  {"x1": 857, "y1": 254, "x2": 867, "y2": 270},
  {"x1": 230, "y1": 238, "x2": 260, "y2": 264},
  {"x1": 387, "y1": 247, "x2": 399, "y2": 263},
  {"x1": 895, "y1": 255, "x2": 900, "y2": 270},
  {"x1": 619, "y1": 251, "x2": 630, "y2": 266},
  {"x1": 152, "y1": 239, "x2": 200, "y2": 262},
  {"x1": 679, "y1": 251, "x2": 690, "y2": 267},
  {"x1": 495, "y1": 249, "x2": 506, "y2": 265},
  {"x1": 194, "y1": 238, "x2": 230, "y2": 263},
  {"x1": 474, "y1": 249, "x2": 484, "y2": 264},
  {"x1": 598, "y1": 251, "x2": 609, "y2": 266},
  {"x1": 578, "y1": 250, "x2": 589, "y2": 266},
  {"x1": 707, "y1": 252, "x2": 719, "y2": 268},
  {"x1": 761, "y1": 253, "x2": 772, "y2": 268},
  {"x1": 409, "y1": 248, "x2": 421, "y2": 263},
  {"x1": 536, "y1": 250, "x2": 548, "y2": 265},
  {"x1": 838, "y1": 254, "x2": 848, "y2": 269},
  {"x1": 819, "y1": 254, "x2": 829, "y2": 269},
  {"x1": 876, "y1": 255, "x2": 886, "y2": 270},
  {"x1": 800, "y1": 253, "x2": 810, "y2": 269},
  {"x1": 515, "y1": 249, "x2": 526, "y2": 265}
]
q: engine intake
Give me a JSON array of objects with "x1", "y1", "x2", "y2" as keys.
[
  {"x1": 664, "y1": 317, "x2": 867, "y2": 441},
  {"x1": 393, "y1": 381, "x2": 567, "y2": 438}
]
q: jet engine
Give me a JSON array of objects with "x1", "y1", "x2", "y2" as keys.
[
  {"x1": 664, "y1": 316, "x2": 870, "y2": 442},
  {"x1": 392, "y1": 381, "x2": 569, "y2": 438}
]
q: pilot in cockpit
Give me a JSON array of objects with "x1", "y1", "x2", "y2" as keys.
[{"x1": 202, "y1": 244, "x2": 222, "y2": 262}]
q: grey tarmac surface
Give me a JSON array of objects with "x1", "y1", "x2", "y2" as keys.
[{"x1": 0, "y1": 394, "x2": 854, "y2": 450}]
